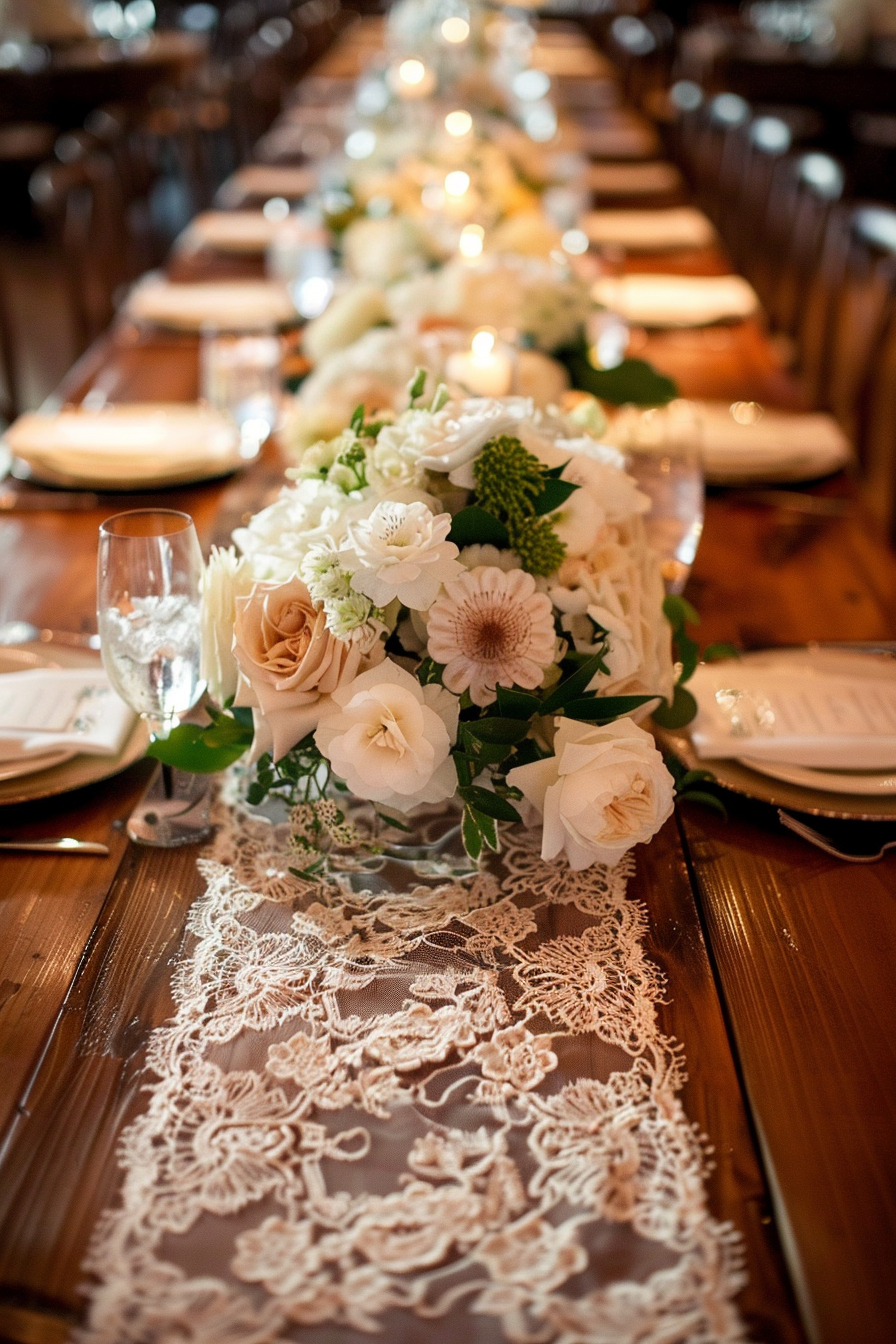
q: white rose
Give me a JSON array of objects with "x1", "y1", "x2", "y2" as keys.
[
  {"x1": 414, "y1": 396, "x2": 536, "y2": 487},
  {"x1": 315, "y1": 663, "x2": 459, "y2": 812},
  {"x1": 342, "y1": 215, "x2": 437, "y2": 285},
  {"x1": 550, "y1": 446, "x2": 649, "y2": 558},
  {"x1": 200, "y1": 546, "x2": 256, "y2": 705},
  {"x1": 302, "y1": 282, "x2": 389, "y2": 364},
  {"x1": 343, "y1": 501, "x2": 462, "y2": 610},
  {"x1": 506, "y1": 718, "x2": 675, "y2": 870}
]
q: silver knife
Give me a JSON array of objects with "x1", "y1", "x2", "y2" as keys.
[{"x1": 0, "y1": 837, "x2": 110, "y2": 855}]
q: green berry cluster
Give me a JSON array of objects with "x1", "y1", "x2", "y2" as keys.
[{"x1": 473, "y1": 435, "x2": 567, "y2": 577}]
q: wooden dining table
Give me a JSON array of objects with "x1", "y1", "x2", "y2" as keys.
[{"x1": 0, "y1": 18, "x2": 895, "y2": 1344}]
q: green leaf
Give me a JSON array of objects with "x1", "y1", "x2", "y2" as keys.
[
  {"x1": 496, "y1": 686, "x2": 542, "y2": 719},
  {"x1": 459, "y1": 738, "x2": 513, "y2": 765},
  {"x1": 556, "y1": 347, "x2": 678, "y2": 406},
  {"x1": 533, "y1": 477, "x2": 579, "y2": 516},
  {"x1": 350, "y1": 404, "x2": 365, "y2": 433},
  {"x1": 408, "y1": 367, "x2": 427, "y2": 404},
  {"x1": 678, "y1": 789, "x2": 728, "y2": 818},
  {"x1": 560, "y1": 694, "x2": 658, "y2": 722},
  {"x1": 651, "y1": 685, "x2": 698, "y2": 729},
  {"x1": 453, "y1": 751, "x2": 474, "y2": 788},
  {"x1": 462, "y1": 807, "x2": 483, "y2": 861},
  {"x1": 471, "y1": 807, "x2": 499, "y2": 851},
  {"x1": 703, "y1": 642, "x2": 739, "y2": 663},
  {"x1": 447, "y1": 506, "x2": 510, "y2": 549},
  {"x1": 458, "y1": 786, "x2": 522, "y2": 823},
  {"x1": 146, "y1": 721, "x2": 251, "y2": 774},
  {"x1": 539, "y1": 651, "x2": 607, "y2": 715},
  {"x1": 506, "y1": 737, "x2": 549, "y2": 769},
  {"x1": 464, "y1": 717, "x2": 530, "y2": 745},
  {"x1": 663, "y1": 594, "x2": 700, "y2": 628}
]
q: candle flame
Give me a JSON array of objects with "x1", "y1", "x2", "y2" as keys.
[
  {"x1": 471, "y1": 328, "x2": 496, "y2": 358},
  {"x1": 445, "y1": 170, "x2": 471, "y2": 198},
  {"x1": 441, "y1": 16, "x2": 470, "y2": 42},
  {"x1": 398, "y1": 58, "x2": 426, "y2": 85},
  {"x1": 459, "y1": 224, "x2": 484, "y2": 258},
  {"x1": 445, "y1": 109, "x2": 473, "y2": 137}
]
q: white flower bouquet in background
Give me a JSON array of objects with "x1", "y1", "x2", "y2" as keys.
[{"x1": 165, "y1": 376, "x2": 683, "y2": 873}]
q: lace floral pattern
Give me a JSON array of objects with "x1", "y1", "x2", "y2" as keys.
[{"x1": 76, "y1": 800, "x2": 747, "y2": 1343}]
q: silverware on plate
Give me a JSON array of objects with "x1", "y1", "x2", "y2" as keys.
[
  {"x1": 778, "y1": 811, "x2": 896, "y2": 862},
  {"x1": 0, "y1": 837, "x2": 110, "y2": 855}
]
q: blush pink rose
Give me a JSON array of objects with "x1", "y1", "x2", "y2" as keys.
[{"x1": 233, "y1": 576, "x2": 381, "y2": 760}]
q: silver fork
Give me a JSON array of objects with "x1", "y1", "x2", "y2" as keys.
[{"x1": 778, "y1": 810, "x2": 896, "y2": 863}]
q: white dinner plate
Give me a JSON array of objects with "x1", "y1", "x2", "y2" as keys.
[
  {"x1": 125, "y1": 276, "x2": 297, "y2": 332},
  {"x1": 656, "y1": 646, "x2": 896, "y2": 819},
  {"x1": 593, "y1": 273, "x2": 759, "y2": 327},
  {"x1": 179, "y1": 211, "x2": 282, "y2": 254},
  {"x1": 738, "y1": 756, "x2": 896, "y2": 796},
  {"x1": 0, "y1": 647, "x2": 77, "y2": 782},
  {"x1": 4, "y1": 403, "x2": 245, "y2": 489}
]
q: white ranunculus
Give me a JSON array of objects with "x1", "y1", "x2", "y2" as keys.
[
  {"x1": 302, "y1": 283, "x2": 390, "y2": 364},
  {"x1": 343, "y1": 501, "x2": 462, "y2": 610},
  {"x1": 200, "y1": 546, "x2": 256, "y2": 705},
  {"x1": 549, "y1": 445, "x2": 650, "y2": 559},
  {"x1": 315, "y1": 663, "x2": 459, "y2": 811},
  {"x1": 506, "y1": 718, "x2": 675, "y2": 870}
]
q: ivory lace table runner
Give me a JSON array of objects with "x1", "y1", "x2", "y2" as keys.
[{"x1": 76, "y1": 801, "x2": 746, "y2": 1343}]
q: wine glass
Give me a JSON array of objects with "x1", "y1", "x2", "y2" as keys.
[
  {"x1": 200, "y1": 324, "x2": 282, "y2": 459},
  {"x1": 97, "y1": 509, "x2": 210, "y2": 846},
  {"x1": 617, "y1": 400, "x2": 705, "y2": 594}
]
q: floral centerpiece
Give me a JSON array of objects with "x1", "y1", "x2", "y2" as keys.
[{"x1": 165, "y1": 377, "x2": 690, "y2": 873}]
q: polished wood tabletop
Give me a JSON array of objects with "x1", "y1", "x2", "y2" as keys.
[{"x1": 1, "y1": 21, "x2": 895, "y2": 1344}]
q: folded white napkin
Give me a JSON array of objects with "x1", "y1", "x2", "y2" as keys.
[
  {"x1": 179, "y1": 211, "x2": 282, "y2": 254},
  {"x1": 689, "y1": 660, "x2": 896, "y2": 769},
  {"x1": 584, "y1": 207, "x2": 716, "y2": 251},
  {"x1": 579, "y1": 124, "x2": 660, "y2": 159},
  {"x1": 695, "y1": 401, "x2": 851, "y2": 482},
  {"x1": 216, "y1": 164, "x2": 317, "y2": 206},
  {"x1": 4, "y1": 404, "x2": 241, "y2": 488},
  {"x1": 0, "y1": 668, "x2": 136, "y2": 763},
  {"x1": 593, "y1": 273, "x2": 759, "y2": 327},
  {"x1": 125, "y1": 276, "x2": 297, "y2": 331},
  {"x1": 606, "y1": 401, "x2": 852, "y2": 484},
  {"x1": 588, "y1": 161, "x2": 684, "y2": 196}
]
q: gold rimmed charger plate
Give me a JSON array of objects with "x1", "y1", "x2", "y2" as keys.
[
  {"x1": 0, "y1": 643, "x2": 149, "y2": 806},
  {"x1": 656, "y1": 725, "x2": 896, "y2": 821}
]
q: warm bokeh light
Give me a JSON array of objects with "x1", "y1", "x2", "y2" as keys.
[
  {"x1": 444, "y1": 170, "x2": 471, "y2": 197},
  {"x1": 561, "y1": 228, "x2": 589, "y2": 255},
  {"x1": 471, "y1": 328, "x2": 496, "y2": 358},
  {"x1": 344, "y1": 128, "x2": 376, "y2": 160},
  {"x1": 459, "y1": 224, "x2": 485, "y2": 258},
  {"x1": 444, "y1": 109, "x2": 473, "y2": 137},
  {"x1": 441, "y1": 16, "x2": 470, "y2": 43},
  {"x1": 398, "y1": 58, "x2": 426, "y2": 85},
  {"x1": 262, "y1": 196, "x2": 290, "y2": 222}
]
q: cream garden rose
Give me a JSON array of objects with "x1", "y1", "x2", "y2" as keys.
[
  {"x1": 507, "y1": 718, "x2": 675, "y2": 869},
  {"x1": 200, "y1": 545, "x2": 256, "y2": 705},
  {"x1": 314, "y1": 663, "x2": 459, "y2": 812},
  {"x1": 233, "y1": 577, "x2": 379, "y2": 761}
]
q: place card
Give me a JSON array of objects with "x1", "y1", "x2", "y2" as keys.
[{"x1": 0, "y1": 669, "x2": 135, "y2": 761}]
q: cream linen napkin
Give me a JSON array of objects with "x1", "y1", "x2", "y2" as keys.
[
  {"x1": 607, "y1": 401, "x2": 852, "y2": 483},
  {"x1": 216, "y1": 164, "x2": 317, "y2": 206},
  {"x1": 593, "y1": 273, "x2": 759, "y2": 327},
  {"x1": 588, "y1": 161, "x2": 684, "y2": 196},
  {"x1": 584, "y1": 207, "x2": 716, "y2": 251},
  {"x1": 178, "y1": 211, "x2": 282, "y2": 254},
  {"x1": 125, "y1": 276, "x2": 297, "y2": 331},
  {"x1": 0, "y1": 668, "x2": 135, "y2": 763},
  {"x1": 688, "y1": 660, "x2": 896, "y2": 768}
]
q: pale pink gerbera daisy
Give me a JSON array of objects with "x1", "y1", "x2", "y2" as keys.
[{"x1": 427, "y1": 566, "x2": 556, "y2": 706}]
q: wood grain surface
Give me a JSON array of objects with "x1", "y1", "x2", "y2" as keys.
[{"x1": 0, "y1": 17, "x2": 893, "y2": 1344}]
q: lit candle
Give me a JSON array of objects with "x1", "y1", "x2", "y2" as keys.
[
  {"x1": 458, "y1": 223, "x2": 484, "y2": 259},
  {"x1": 444, "y1": 109, "x2": 473, "y2": 138},
  {"x1": 441, "y1": 16, "x2": 470, "y2": 43},
  {"x1": 446, "y1": 329, "x2": 513, "y2": 397},
  {"x1": 388, "y1": 57, "x2": 436, "y2": 100}
]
